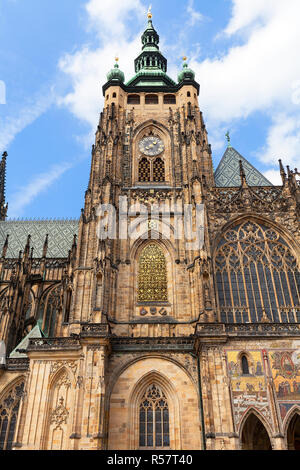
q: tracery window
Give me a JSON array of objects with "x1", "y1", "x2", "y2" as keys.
[
  {"x1": 0, "y1": 381, "x2": 24, "y2": 450},
  {"x1": 139, "y1": 384, "x2": 170, "y2": 448},
  {"x1": 138, "y1": 157, "x2": 165, "y2": 183},
  {"x1": 153, "y1": 158, "x2": 165, "y2": 182},
  {"x1": 38, "y1": 286, "x2": 61, "y2": 337},
  {"x1": 215, "y1": 221, "x2": 300, "y2": 323},
  {"x1": 139, "y1": 158, "x2": 151, "y2": 182},
  {"x1": 138, "y1": 244, "x2": 168, "y2": 303}
]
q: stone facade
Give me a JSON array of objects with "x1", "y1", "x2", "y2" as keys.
[{"x1": 0, "y1": 14, "x2": 299, "y2": 451}]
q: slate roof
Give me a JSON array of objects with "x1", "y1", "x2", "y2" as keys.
[
  {"x1": 214, "y1": 146, "x2": 273, "y2": 187},
  {"x1": 0, "y1": 219, "x2": 79, "y2": 259}
]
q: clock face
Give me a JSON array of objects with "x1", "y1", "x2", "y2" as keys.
[{"x1": 139, "y1": 136, "x2": 164, "y2": 156}]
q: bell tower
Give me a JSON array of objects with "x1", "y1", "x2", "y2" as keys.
[
  {"x1": 68, "y1": 9, "x2": 216, "y2": 338},
  {"x1": 70, "y1": 12, "x2": 214, "y2": 336}
]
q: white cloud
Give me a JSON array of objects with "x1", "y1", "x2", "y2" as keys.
[
  {"x1": 190, "y1": 0, "x2": 300, "y2": 171},
  {"x1": 58, "y1": 0, "x2": 300, "y2": 175},
  {"x1": 9, "y1": 162, "x2": 73, "y2": 217},
  {"x1": 58, "y1": 38, "x2": 140, "y2": 130},
  {"x1": 0, "y1": 91, "x2": 54, "y2": 153},
  {"x1": 85, "y1": 0, "x2": 145, "y2": 38},
  {"x1": 57, "y1": 0, "x2": 147, "y2": 136},
  {"x1": 258, "y1": 113, "x2": 300, "y2": 170},
  {"x1": 186, "y1": 0, "x2": 203, "y2": 27}
]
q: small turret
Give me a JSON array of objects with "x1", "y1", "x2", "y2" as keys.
[
  {"x1": 106, "y1": 58, "x2": 125, "y2": 84},
  {"x1": 178, "y1": 57, "x2": 195, "y2": 83}
]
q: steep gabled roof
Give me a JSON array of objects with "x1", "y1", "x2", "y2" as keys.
[
  {"x1": 214, "y1": 146, "x2": 273, "y2": 187},
  {"x1": 0, "y1": 219, "x2": 79, "y2": 259}
]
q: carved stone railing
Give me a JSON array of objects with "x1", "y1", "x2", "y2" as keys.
[
  {"x1": 111, "y1": 337, "x2": 195, "y2": 352},
  {"x1": 27, "y1": 337, "x2": 81, "y2": 351},
  {"x1": 5, "y1": 358, "x2": 30, "y2": 371},
  {"x1": 196, "y1": 323, "x2": 300, "y2": 338},
  {"x1": 80, "y1": 323, "x2": 111, "y2": 338}
]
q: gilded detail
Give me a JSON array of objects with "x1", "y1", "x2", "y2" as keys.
[{"x1": 138, "y1": 244, "x2": 168, "y2": 302}]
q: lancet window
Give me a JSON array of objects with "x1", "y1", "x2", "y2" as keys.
[
  {"x1": 38, "y1": 286, "x2": 61, "y2": 336},
  {"x1": 138, "y1": 157, "x2": 165, "y2": 183},
  {"x1": 0, "y1": 381, "x2": 24, "y2": 450},
  {"x1": 139, "y1": 384, "x2": 170, "y2": 448},
  {"x1": 215, "y1": 221, "x2": 300, "y2": 323}
]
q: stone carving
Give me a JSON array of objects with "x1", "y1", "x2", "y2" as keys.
[{"x1": 50, "y1": 397, "x2": 69, "y2": 430}]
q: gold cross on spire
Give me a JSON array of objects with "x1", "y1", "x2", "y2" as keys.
[{"x1": 147, "y1": 4, "x2": 152, "y2": 19}]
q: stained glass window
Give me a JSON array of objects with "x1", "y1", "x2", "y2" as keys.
[
  {"x1": 139, "y1": 385, "x2": 170, "y2": 448},
  {"x1": 0, "y1": 382, "x2": 24, "y2": 450},
  {"x1": 215, "y1": 221, "x2": 300, "y2": 323},
  {"x1": 138, "y1": 244, "x2": 168, "y2": 302}
]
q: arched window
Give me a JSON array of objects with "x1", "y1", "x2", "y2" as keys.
[
  {"x1": 128, "y1": 94, "x2": 140, "y2": 105},
  {"x1": 215, "y1": 221, "x2": 300, "y2": 323},
  {"x1": 112, "y1": 92, "x2": 117, "y2": 98},
  {"x1": 145, "y1": 94, "x2": 158, "y2": 105},
  {"x1": 163, "y1": 94, "x2": 176, "y2": 105},
  {"x1": 139, "y1": 158, "x2": 151, "y2": 182},
  {"x1": 139, "y1": 384, "x2": 170, "y2": 448},
  {"x1": 138, "y1": 157, "x2": 165, "y2": 183},
  {"x1": 153, "y1": 158, "x2": 165, "y2": 182},
  {"x1": 0, "y1": 381, "x2": 24, "y2": 450},
  {"x1": 187, "y1": 91, "x2": 191, "y2": 97},
  {"x1": 38, "y1": 287, "x2": 61, "y2": 337},
  {"x1": 241, "y1": 355, "x2": 250, "y2": 375},
  {"x1": 138, "y1": 244, "x2": 168, "y2": 302}
]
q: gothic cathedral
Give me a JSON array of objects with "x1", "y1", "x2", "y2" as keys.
[{"x1": 0, "y1": 12, "x2": 300, "y2": 451}]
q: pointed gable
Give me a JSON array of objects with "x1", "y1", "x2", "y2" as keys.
[
  {"x1": 214, "y1": 146, "x2": 273, "y2": 187},
  {"x1": 9, "y1": 324, "x2": 44, "y2": 358}
]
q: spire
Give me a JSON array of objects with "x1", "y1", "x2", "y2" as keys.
[
  {"x1": 239, "y1": 160, "x2": 247, "y2": 186},
  {"x1": 279, "y1": 159, "x2": 287, "y2": 184},
  {"x1": 0, "y1": 152, "x2": 8, "y2": 221},
  {"x1": 133, "y1": 8, "x2": 167, "y2": 76},
  {"x1": 1, "y1": 234, "x2": 9, "y2": 259}
]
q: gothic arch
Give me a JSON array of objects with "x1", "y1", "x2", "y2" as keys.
[
  {"x1": 0, "y1": 377, "x2": 25, "y2": 450},
  {"x1": 132, "y1": 121, "x2": 173, "y2": 186},
  {"x1": 129, "y1": 371, "x2": 180, "y2": 449},
  {"x1": 239, "y1": 408, "x2": 273, "y2": 450},
  {"x1": 214, "y1": 217, "x2": 300, "y2": 323},
  {"x1": 283, "y1": 406, "x2": 300, "y2": 450},
  {"x1": 38, "y1": 285, "x2": 62, "y2": 337},
  {"x1": 107, "y1": 357, "x2": 201, "y2": 450},
  {"x1": 42, "y1": 367, "x2": 75, "y2": 450}
]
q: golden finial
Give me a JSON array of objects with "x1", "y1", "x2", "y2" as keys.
[
  {"x1": 183, "y1": 56, "x2": 187, "y2": 62},
  {"x1": 115, "y1": 56, "x2": 119, "y2": 62},
  {"x1": 147, "y1": 5, "x2": 152, "y2": 19}
]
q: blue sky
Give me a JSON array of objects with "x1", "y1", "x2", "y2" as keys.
[{"x1": 1, "y1": 0, "x2": 300, "y2": 219}]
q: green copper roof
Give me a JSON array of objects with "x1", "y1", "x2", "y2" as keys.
[
  {"x1": 214, "y1": 146, "x2": 273, "y2": 187},
  {"x1": 178, "y1": 60, "x2": 195, "y2": 83},
  {"x1": 9, "y1": 324, "x2": 44, "y2": 358},
  {"x1": 0, "y1": 219, "x2": 79, "y2": 258},
  {"x1": 107, "y1": 61, "x2": 125, "y2": 83}
]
